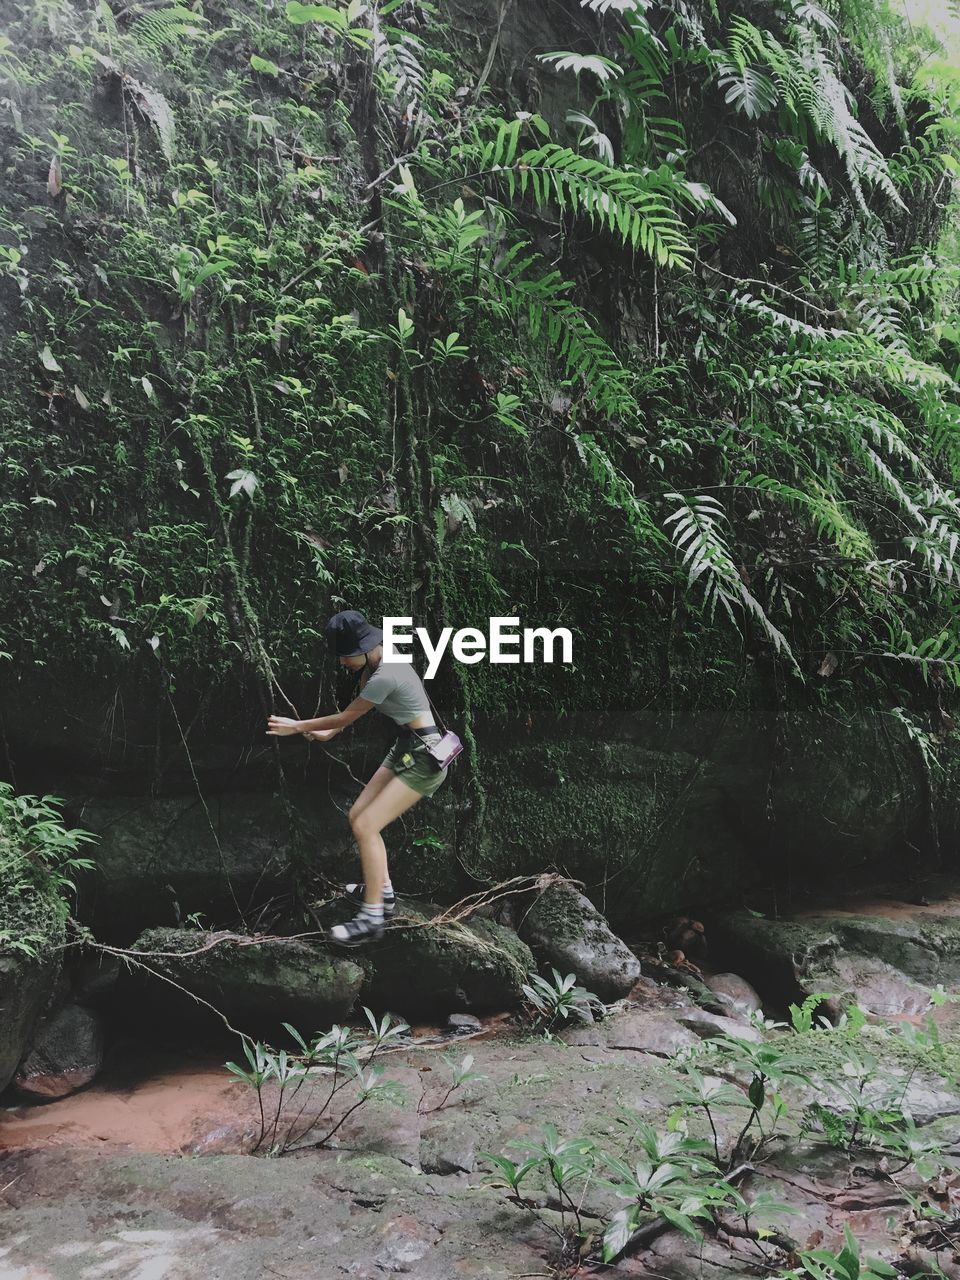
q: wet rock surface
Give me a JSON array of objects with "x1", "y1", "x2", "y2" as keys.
[
  {"x1": 14, "y1": 1003, "x2": 104, "y2": 1100},
  {"x1": 0, "y1": 951, "x2": 59, "y2": 1095},
  {"x1": 704, "y1": 972, "x2": 762, "y2": 1019},
  {"x1": 419, "y1": 1115, "x2": 480, "y2": 1174},
  {"x1": 715, "y1": 907, "x2": 960, "y2": 1018},
  {"x1": 2, "y1": 986, "x2": 960, "y2": 1280},
  {"x1": 518, "y1": 883, "x2": 642, "y2": 1000},
  {"x1": 126, "y1": 928, "x2": 364, "y2": 1034},
  {"x1": 358, "y1": 901, "x2": 533, "y2": 1019}
]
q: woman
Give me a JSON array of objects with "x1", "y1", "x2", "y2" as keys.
[{"x1": 266, "y1": 609, "x2": 447, "y2": 946}]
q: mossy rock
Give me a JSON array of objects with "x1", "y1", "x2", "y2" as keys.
[
  {"x1": 127, "y1": 928, "x2": 363, "y2": 1037},
  {"x1": 714, "y1": 911, "x2": 960, "y2": 1016},
  {"x1": 519, "y1": 883, "x2": 641, "y2": 1001},
  {"x1": 0, "y1": 951, "x2": 60, "y2": 1094},
  {"x1": 357, "y1": 901, "x2": 533, "y2": 1019},
  {"x1": 0, "y1": 842, "x2": 65, "y2": 1092}
]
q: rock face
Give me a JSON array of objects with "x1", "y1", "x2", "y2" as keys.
[
  {"x1": 419, "y1": 1116, "x2": 479, "y2": 1174},
  {"x1": 15, "y1": 1003, "x2": 104, "y2": 1099},
  {"x1": 677, "y1": 1008, "x2": 762, "y2": 1043},
  {"x1": 359, "y1": 903, "x2": 533, "y2": 1019},
  {"x1": 563, "y1": 1008, "x2": 701, "y2": 1057},
  {"x1": 0, "y1": 951, "x2": 59, "y2": 1095},
  {"x1": 714, "y1": 910, "x2": 960, "y2": 1018},
  {"x1": 518, "y1": 884, "x2": 641, "y2": 1001},
  {"x1": 128, "y1": 929, "x2": 364, "y2": 1036}
]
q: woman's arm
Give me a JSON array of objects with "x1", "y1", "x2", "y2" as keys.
[{"x1": 266, "y1": 697, "x2": 375, "y2": 737}]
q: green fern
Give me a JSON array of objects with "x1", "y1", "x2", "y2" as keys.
[
  {"x1": 374, "y1": 22, "x2": 425, "y2": 107},
  {"x1": 127, "y1": 2, "x2": 207, "y2": 57},
  {"x1": 664, "y1": 493, "x2": 796, "y2": 662},
  {"x1": 715, "y1": 17, "x2": 903, "y2": 211},
  {"x1": 483, "y1": 238, "x2": 636, "y2": 419},
  {"x1": 737, "y1": 472, "x2": 874, "y2": 560},
  {"x1": 471, "y1": 124, "x2": 695, "y2": 268},
  {"x1": 574, "y1": 432, "x2": 666, "y2": 545},
  {"x1": 388, "y1": 189, "x2": 636, "y2": 420}
]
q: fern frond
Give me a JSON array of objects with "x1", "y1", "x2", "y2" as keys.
[
  {"x1": 90, "y1": 50, "x2": 177, "y2": 163},
  {"x1": 738, "y1": 472, "x2": 874, "y2": 559},
  {"x1": 580, "y1": 0, "x2": 644, "y2": 13},
  {"x1": 474, "y1": 132, "x2": 695, "y2": 268},
  {"x1": 797, "y1": 29, "x2": 904, "y2": 211},
  {"x1": 538, "y1": 52, "x2": 624, "y2": 82},
  {"x1": 573, "y1": 432, "x2": 665, "y2": 543},
  {"x1": 664, "y1": 493, "x2": 796, "y2": 662},
  {"x1": 857, "y1": 442, "x2": 924, "y2": 524},
  {"x1": 717, "y1": 17, "x2": 903, "y2": 211},
  {"x1": 374, "y1": 24, "x2": 425, "y2": 108},
  {"x1": 883, "y1": 630, "x2": 960, "y2": 689},
  {"x1": 127, "y1": 2, "x2": 207, "y2": 57},
  {"x1": 717, "y1": 61, "x2": 779, "y2": 118},
  {"x1": 483, "y1": 239, "x2": 636, "y2": 418}
]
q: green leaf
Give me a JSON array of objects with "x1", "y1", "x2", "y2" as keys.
[
  {"x1": 748, "y1": 1076, "x2": 766, "y2": 1110},
  {"x1": 285, "y1": 1, "x2": 345, "y2": 25},
  {"x1": 602, "y1": 1207, "x2": 636, "y2": 1261},
  {"x1": 538, "y1": 51, "x2": 623, "y2": 81},
  {"x1": 250, "y1": 54, "x2": 280, "y2": 76}
]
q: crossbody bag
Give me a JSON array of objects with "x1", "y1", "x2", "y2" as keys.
[{"x1": 414, "y1": 695, "x2": 464, "y2": 772}]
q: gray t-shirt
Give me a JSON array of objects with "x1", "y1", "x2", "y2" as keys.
[{"x1": 360, "y1": 660, "x2": 431, "y2": 726}]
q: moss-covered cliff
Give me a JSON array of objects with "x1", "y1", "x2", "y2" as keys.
[{"x1": 2, "y1": 0, "x2": 960, "y2": 930}]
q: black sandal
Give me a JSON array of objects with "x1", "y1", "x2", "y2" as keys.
[{"x1": 329, "y1": 912, "x2": 385, "y2": 948}]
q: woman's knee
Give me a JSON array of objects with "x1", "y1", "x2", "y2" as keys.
[{"x1": 350, "y1": 807, "x2": 376, "y2": 840}]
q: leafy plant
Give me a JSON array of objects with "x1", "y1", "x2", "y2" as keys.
[
  {"x1": 789, "y1": 993, "x2": 835, "y2": 1033},
  {"x1": 419, "y1": 1051, "x2": 486, "y2": 1114},
  {"x1": 520, "y1": 968, "x2": 604, "y2": 1037},
  {"x1": 482, "y1": 1114, "x2": 746, "y2": 1267},
  {"x1": 225, "y1": 1008, "x2": 408, "y2": 1155},
  {"x1": 778, "y1": 1224, "x2": 899, "y2": 1280},
  {"x1": 0, "y1": 783, "x2": 96, "y2": 958}
]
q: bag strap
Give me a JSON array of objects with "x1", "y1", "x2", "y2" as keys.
[
  {"x1": 355, "y1": 656, "x2": 449, "y2": 733},
  {"x1": 423, "y1": 680, "x2": 448, "y2": 735}
]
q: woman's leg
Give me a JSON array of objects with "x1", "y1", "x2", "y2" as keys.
[
  {"x1": 349, "y1": 765, "x2": 395, "y2": 823},
  {"x1": 349, "y1": 775, "x2": 422, "y2": 905},
  {"x1": 346, "y1": 766, "x2": 396, "y2": 898}
]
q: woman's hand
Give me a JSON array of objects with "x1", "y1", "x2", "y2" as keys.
[
  {"x1": 304, "y1": 728, "x2": 339, "y2": 743},
  {"x1": 266, "y1": 715, "x2": 303, "y2": 737}
]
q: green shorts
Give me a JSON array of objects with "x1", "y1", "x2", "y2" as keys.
[{"x1": 382, "y1": 731, "x2": 448, "y2": 798}]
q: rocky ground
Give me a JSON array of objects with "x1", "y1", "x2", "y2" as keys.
[
  {"x1": 4, "y1": 884, "x2": 960, "y2": 1279},
  {"x1": 3, "y1": 984, "x2": 960, "y2": 1278}
]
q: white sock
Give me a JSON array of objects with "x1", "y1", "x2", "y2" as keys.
[
  {"x1": 383, "y1": 879, "x2": 394, "y2": 896},
  {"x1": 360, "y1": 902, "x2": 384, "y2": 921}
]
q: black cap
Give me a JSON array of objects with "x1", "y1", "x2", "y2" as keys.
[{"x1": 324, "y1": 610, "x2": 384, "y2": 658}]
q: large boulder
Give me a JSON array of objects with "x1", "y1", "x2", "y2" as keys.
[
  {"x1": 0, "y1": 849, "x2": 64, "y2": 1094},
  {"x1": 713, "y1": 910, "x2": 959, "y2": 1018},
  {"x1": 358, "y1": 901, "x2": 533, "y2": 1019},
  {"x1": 518, "y1": 884, "x2": 641, "y2": 1001},
  {"x1": 15, "y1": 1003, "x2": 104, "y2": 1099},
  {"x1": 0, "y1": 950, "x2": 60, "y2": 1094},
  {"x1": 127, "y1": 928, "x2": 364, "y2": 1036}
]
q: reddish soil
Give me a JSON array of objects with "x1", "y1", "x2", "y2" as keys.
[
  {"x1": 0, "y1": 1015, "x2": 514, "y2": 1158},
  {"x1": 0, "y1": 1060, "x2": 257, "y2": 1155}
]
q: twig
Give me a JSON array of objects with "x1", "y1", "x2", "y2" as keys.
[{"x1": 474, "y1": 0, "x2": 512, "y2": 100}]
